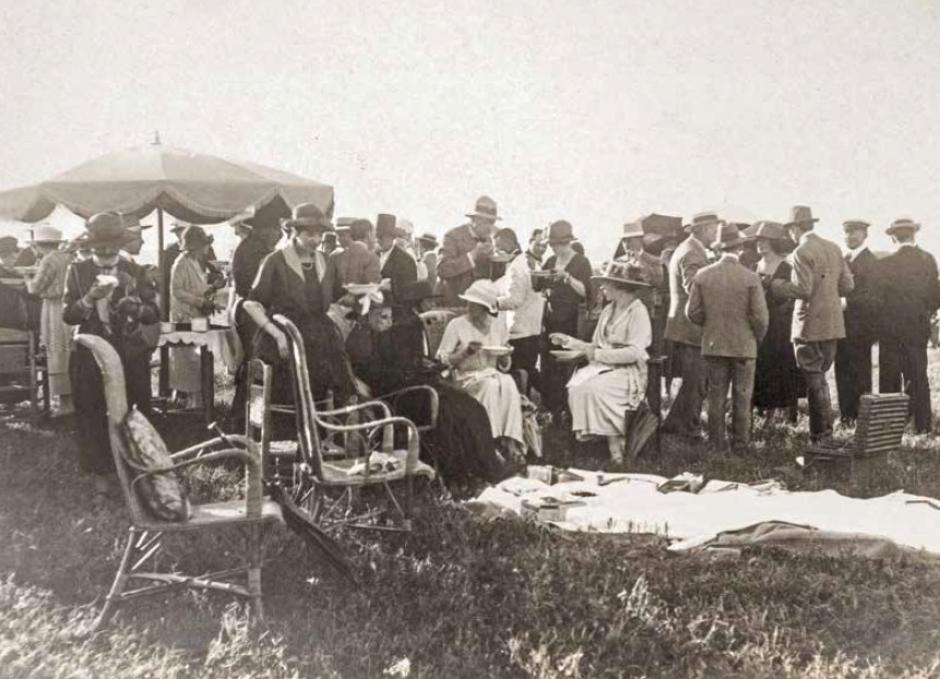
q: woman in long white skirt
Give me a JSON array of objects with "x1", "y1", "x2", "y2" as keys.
[
  {"x1": 553, "y1": 261, "x2": 652, "y2": 463},
  {"x1": 437, "y1": 279, "x2": 525, "y2": 459},
  {"x1": 26, "y1": 227, "x2": 74, "y2": 415}
]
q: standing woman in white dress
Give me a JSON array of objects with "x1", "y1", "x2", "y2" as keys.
[
  {"x1": 26, "y1": 226, "x2": 74, "y2": 415},
  {"x1": 437, "y1": 279, "x2": 525, "y2": 459},
  {"x1": 553, "y1": 261, "x2": 652, "y2": 463},
  {"x1": 169, "y1": 226, "x2": 218, "y2": 408}
]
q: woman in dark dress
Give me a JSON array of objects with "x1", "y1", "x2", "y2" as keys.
[
  {"x1": 536, "y1": 220, "x2": 593, "y2": 415},
  {"x1": 346, "y1": 281, "x2": 506, "y2": 485},
  {"x1": 752, "y1": 221, "x2": 800, "y2": 420},
  {"x1": 243, "y1": 203, "x2": 356, "y2": 406},
  {"x1": 63, "y1": 213, "x2": 160, "y2": 502}
]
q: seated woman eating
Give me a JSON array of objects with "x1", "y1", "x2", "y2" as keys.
[
  {"x1": 437, "y1": 279, "x2": 526, "y2": 464},
  {"x1": 345, "y1": 282, "x2": 507, "y2": 484},
  {"x1": 243, "y1": 203, "x2": 356, "y2": 406},
  {"x1": 551, "y1": 261, "x2": 652, "y2": 464}
]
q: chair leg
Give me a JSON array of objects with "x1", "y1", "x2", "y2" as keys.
[
  {"x1": 247, "y1": 524, "x2": 264, "y2": 623},
  {"x1": 90, "y1": 527, "x2": 138, "y2": 633}
]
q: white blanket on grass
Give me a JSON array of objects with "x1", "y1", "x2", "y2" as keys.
[{"x1": 471, "y1": 470, "x2": 940, "y2": 556}]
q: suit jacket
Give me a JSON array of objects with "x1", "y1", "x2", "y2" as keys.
[
  {"x1": 231, "y1": 233, "x2": 274, "y2": 299},
  {"x1": 331, "y1": 240, "x2": 382, "y2": 288},
  {"x1": 664, "y1": 235, "x2": 709, "y2": 346},
  {"x1": 380, "y1": 244, "x2": 418, "y2": 307},
  {"x1": 771, "y1": 232, "x2": 854, "y2": 342},
  {"x1": 842, "y1": 248, "x2": 880, "y2": 344},
  {"x1": 438, "y1": 223, "x2": 491, "y2": 305},
  {"x1": 687, "y1": 255, "x2": 769, "y2": 359},
  {"x1": 877, "y1": 244, "x2": 940, "y2": 345}
]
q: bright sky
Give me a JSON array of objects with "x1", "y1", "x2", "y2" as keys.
[{"x1": 1, "y1": 0, "x2": 939, "y2": 264}]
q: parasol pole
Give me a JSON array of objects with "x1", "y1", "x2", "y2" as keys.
[{"x1": 157, "y1": 205, "x2": 170, "y2": 397}]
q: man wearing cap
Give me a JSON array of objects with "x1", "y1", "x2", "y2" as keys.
[
  {"x1": 438, "y1": 195, "x2": 500, "y2": 305},
  {"x1": 835, "y1": 220, "x2": 881, "y2": 425},
  {"x1": 661, "y1": 212, "x2": 720, "y2": 439},
  {"x1": 877, "y1": 218, "x2": 940, "y2": 433},
  {"x1": 376, "y1": 213, "x2": 418, "y2": 314},
  {"x1": 771, "y1": 205, "x2": 854, "y2": 444},
  {"x1": 687, "y1": 224, "x2": 769, "y2": 454}
]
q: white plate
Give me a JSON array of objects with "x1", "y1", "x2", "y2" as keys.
[
  {"x1": 345, "y1": 283, "x2": 381, "y2": 295},
  {"x1": 481, "y1": 345, "x2": 513, "y2": 357},
  {"x1": 550, "y1": 349, "x2": 585, "y2": 362},
  {"x1": 96, "y1": 274, "x2": 119, "y2": 286}
]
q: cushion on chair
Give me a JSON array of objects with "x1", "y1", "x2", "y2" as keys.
[{"x1": 121, "y1": 406, "x2": 192, "y2": 522}]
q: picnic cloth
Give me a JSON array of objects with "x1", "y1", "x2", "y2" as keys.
[{"x1": 470, "y1": 470, "x2": 940, "y2": 558}]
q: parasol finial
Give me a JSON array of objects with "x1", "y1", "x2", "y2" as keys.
[{"x1": 152, "y1": 130, "x2": 162, "y2": 146}]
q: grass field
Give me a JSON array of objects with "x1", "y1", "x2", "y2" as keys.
[{"x1": 2, "y1": 362, "x2": 940, "y2": 677}]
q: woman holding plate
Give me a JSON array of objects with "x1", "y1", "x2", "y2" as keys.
[
  {"x1": 552, "y1": 261, "x2": 652, "y2": 463},
  {"x1": 437, "y1": 279, "x2": 525, "y2": 461}
]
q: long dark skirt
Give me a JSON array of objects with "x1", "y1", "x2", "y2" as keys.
[{"x1": 71, "y1": 343, "x2": 152, "y2": 476}]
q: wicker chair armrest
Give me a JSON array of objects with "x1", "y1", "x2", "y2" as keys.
[
  {"x1": 169, "y1": 434, "x2": 249, "y2": 460},
  {"x1": 317, "y1": 415, "x2": 420, "y2": 468},
  {"x1": 318, "y1": 399, "x2": 392, "y2": 420}
]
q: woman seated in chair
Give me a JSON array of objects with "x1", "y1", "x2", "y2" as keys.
[
  {"x1": 242, "y1": 203, "x2": 356, "y2": 406},
  {"x1": 436, "y1": 279, "x2": 525, "y2": 464},
  {"x1": 551, "y1": 261, "x2": 652, "y2": 464},
  {"x1": 346, "y1": 281, "x2": 507, "y2": 484}
]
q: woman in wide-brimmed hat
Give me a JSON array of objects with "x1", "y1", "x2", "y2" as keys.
[
  {"x1": 437, "y1": 279, "x2": 525, "y2": 463},
  {"x1": 63, "y1": 213, "x2": 160, "y2": 503},
  {"x1": 552, "y1": 260, "x2": 652, "y2": 464},
  {"x1": 243, "y1": 202, "x2": 357, "y2": 405},
  {"x1": 750, "y1": 220, "x2": 800, "y2": 421},
  {"x1": 26, "y1": 225, "x2": 74, "y2": 414},
  {"x1": 536, "y1": 220, "x2": 594, "y2": 415}
]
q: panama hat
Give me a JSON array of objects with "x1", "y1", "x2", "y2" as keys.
[
  {"x1": 785, "y1": 205, "x2": 819, "y2": 227},
  {"x1": 31, "y1": 225, "x2": 64, "y2": 244},
  {"x1": 458, "y1": 279, "x2": 500, "y2": 314},
  {"x1": 886, "y1": 217, "x2": 920, "y2": 235},
  {"x1": 547, "y1": 220, "x2": 576, "y2": 245},
  {"x1": 465, "y1": 195, "x2": 501, "y2": 222},
  {"x1": 684, "y1": 211, "x2": 721, "y2": 232},
  {"x1": 281, "y1": 203, "x2": 333, "y2": 232},
  {"x1": 81, "y1": 213, "x2": 136, "y2": 249},
  {"x1": 591, "y1": 260, "x2": 651, "y2": 288}
]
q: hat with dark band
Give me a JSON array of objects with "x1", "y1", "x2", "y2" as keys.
[
  {"x1": 785, "y1": 205, "x2": 819, "y2": 227},
  {"x1": 711, "y1": 222, "x2": 749, "y2": 251},
  {"x1": 281, "y1": 203, "x2": 333, "y2": 233},
  {"x1": 886, "y1": 217, "x2": 920, "y2": 235},
  {"x1": 591, "y1": 260, "x2": 651, "y2": 288},
  {"x1": 684, "y1": 211, "x2": 721, "y2": 232},
  {"x1": 547, "y1": 220, "x2": 575, "y2": 244},
  {"x1": 81, "y1": 212, "x2": 137, "y2": 249},
  {"x1": 465, "y1": 195, "x2": 501, "y2": 222}
]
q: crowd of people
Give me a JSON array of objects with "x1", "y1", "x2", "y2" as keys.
[{"x1": 2, "y1": 194, "x2": 939, "y2": 500}]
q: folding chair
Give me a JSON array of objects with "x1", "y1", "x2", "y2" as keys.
[
  {"x1": 74, "y1": 334, "x2": 281, "y2": 632},
  {"x1": 272, "y1": 315, "x2": 434, "y2": 532}
]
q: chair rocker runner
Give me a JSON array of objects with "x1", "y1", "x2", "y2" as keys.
[
  {"x1": 270, "y1": 314, "x2": 435, "y2": 532},
  {"x1": 74, "y1": 334, "x2": 282, "y2": 633}
]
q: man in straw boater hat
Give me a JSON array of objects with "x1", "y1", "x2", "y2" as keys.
[
  {"x1": 770, "y1": 205, "x2": 853, "y2": 445},
  {"x1": 835, "y1": 219, "x2": 881, "y2": 426},
  {"x1": 438, "y1": 195, "x2": 500, "y2": 305},
  {"x1": 687, "y1": 223, "x2": 769, "y2": 454},
  {"x1": 661, "y1": 211, "x2": 720, "y2": 439},
  {"x1": 876, "y1": 218, "x2": 940, "y2": 434},
  {"x1": 62, "y1": 212, "x2": 160, "y2": 504}
]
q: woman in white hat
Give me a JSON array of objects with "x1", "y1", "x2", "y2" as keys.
[
  {"x1": 436, "y1": 279, "x2": 525, "y2": 461},
  {"x1": 26, "y1": 225, "x2": 74, "y2": 414},
  {"x1": 552, "y1": 261, "x2": 652, "y2": 464}
]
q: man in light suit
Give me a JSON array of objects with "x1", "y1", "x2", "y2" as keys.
[
  {"x1": 687, "y1": 224, "x2": 769, "y2": 453},
  {"x1": 877, "y1": 218, "x2": 940, "y2": 433},
  {"x1": 835, "y1": 220, "x2": 881, "y2": 425},
  {"x1": 437, "y1": 195, "x2": 499, "y2": 305},
  {"x1": 661, "y1": 211, "x2": 720, "y2": 438},
  {"x1": 771, "y1": 205, "x2": 854, "y2": 443}
]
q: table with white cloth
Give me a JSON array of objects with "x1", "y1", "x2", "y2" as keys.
[{"x1": 156, "y1": 326, "x2": 242, "y2": 425}]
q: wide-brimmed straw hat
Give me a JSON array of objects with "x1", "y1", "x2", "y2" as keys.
[
  {"x1": 81, "y1": 212, "x2": 137, "y2": 249},
  {"x1": 181, "y1": 225, "x2": 214, "y2": 252},
  {"x1": 785, "y1": 205, "x2": 819, "y2": 227},
  {"x1": 280, "y1": 203, "x2": 333, "y2": 232},
  {"x1": 751, "y1": 220, "x2": 788, "y2": 241},
  {"x1": 458, "y1": 279, "x2": 500, "y2": 314},
  {"x1": 711, "y1": 223, "x2": 749, "y2": 251},
  {"x1": 32, "y1": 225, "x2": 64, "y2": 244},
  {"x1": 547, "y1": 220, "x2": 575, "y2": 244},
  {"x1": 842, "y1": 219, "x2": 870, "y2": 232},
  {"x1": 886, "y1": 217, "x2": 920, "y2": 235},
  {"x1": 465, "y1": 195, "x2": 501, "y2": 222},
  {"x1": 592, "y1": 260, "x2": 651, "y2": 288},
  {"x1": 684, "y1": 211, "x2": 721, "y2": 232}
]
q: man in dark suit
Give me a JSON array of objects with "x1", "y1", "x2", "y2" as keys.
[
  {"x1": 877, "y1": 218, "x2": 940, "y2": 434},
  {"x1": 687, "y1": 224, "x2": 769, "y2": 454},
  {"x1": 661, "y1": 211, "x2": 719, "y2": 439},
  {"x1": 437, "y1": 195, "x2": 499, "y2": 305},
  {"x1": 376, "y1": 213, "x2": 417, "y2": 315},
  {"x1": 771, "y1": 205, "x2": 854, "y2": 444},
  {"x1": 835, "y1": 219, "x2": 881, "y2": 424}
]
